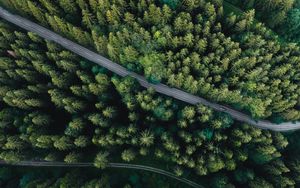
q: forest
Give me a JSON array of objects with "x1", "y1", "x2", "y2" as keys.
[
  {"x1": 228, "y1": 0, "x2": 300, "y2": 44},
  {"x1": 0, "y1": 0, "x2": 300, "y2": 187},
  {"x1": 2, "y1": 0, "x2": 300, "y2": 120},
  {"x1": 0, "y1": 166, "x2": 187, "y2": 187}
]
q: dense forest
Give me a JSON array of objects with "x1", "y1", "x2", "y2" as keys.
[
  {"x1": 0, "y1": 0, "x2": 300, "y2": 187},
  {"x1": 0, "y1": 167, "x2": 186, "y2": 187},
  {"x1": 228, "y1": 0, "x2": 300, "y2": 44},
  {"x1": 2, "y1": 0, "x2": 300, "y2": 120}
]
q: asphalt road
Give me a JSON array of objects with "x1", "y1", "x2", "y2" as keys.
[
  {"x1": 1, "y1": 7, "x2": 300, "y2": 132},
  {"x1": 0, "y1": 160, "x2": 203, "y2": 188}
]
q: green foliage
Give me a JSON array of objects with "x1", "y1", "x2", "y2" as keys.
[
  {"x1": 1, "y1": 1, "x2": 300, "y2": 187},
  {"x1": 140, "y1": 53, "x2": 165, "y2": 83},
  {"x1": 94, "y1": 152, "x2": 109, "y2": 169},
  {"x1": 121, "y1": 149, "x2": 136, "y2": 162},
  {"x1": 234, "y1": 168, "x2": 255, "y2": 184},
  {"x1": 211, "y1": 173, "x2": 234, "y2": 188},
  {"x1": 229, "y1": 0, "x2": 295, "y2": 28},
  {"x1": 160, "y1": 0, "x2": 180, "y2": 9},
  {"x1": 139, "y1": 130, "x2": 154, "y2": 147},
  {"x1": 3, "y1": 0, "x2": 300, "y2": 120},
  {"x1": 202, "y1": 128, "x2": 213, "y2": 140},
  {"x1": 280, "y1": 8, "x2": 300, "y2": 43}
]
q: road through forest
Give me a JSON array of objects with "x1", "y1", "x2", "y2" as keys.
[
  {"x1": 0, "y1": 161, "x2": 203, "y2": 188},
  {"x1": 1, "y1": 7, "x2": 300, "y2": 132}
]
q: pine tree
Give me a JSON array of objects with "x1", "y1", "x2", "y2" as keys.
[
  {"x1": 139, "y1": 130, "x2": 154, "y2": 147},
  {"x1": 94, "y1": 151, "x2": 109, "y2": 169},
  {"x1": 64, "y1": 152, "x2": 81, "y2": 163},
  {"x1": 59, "y1": 0, "x2": 78, "y2": 15},
  {"x1": 27, "y1": 1, "x2": 48, "y2": 26},
  {"x1": 121, "y1": 149, "x2": 136, "y2": 162},
  {"x1": 53, "y1": 136, "x2": 74, "y2": 151}
]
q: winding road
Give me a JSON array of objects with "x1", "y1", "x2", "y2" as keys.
[
  {"x1": 0, "y1": 160, "x2": 203, "y2": 188},
  {"x1": 0, "y1": 7, "x2": 300, "y2": 132}
]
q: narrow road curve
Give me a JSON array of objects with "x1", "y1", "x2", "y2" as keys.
[
  {"x1": 0, "y1": 7, "x2": 300, "y2": 132},
  {"x1": 0, "y1": 161, "x2": 203, "y2": 188}
]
